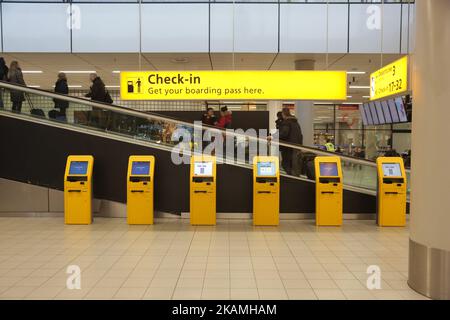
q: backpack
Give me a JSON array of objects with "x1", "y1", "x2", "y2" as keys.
[{"x1": 104, "y1": 90, "x2": 113, "y2": 104}]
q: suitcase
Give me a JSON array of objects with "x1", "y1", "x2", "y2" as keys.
[
  {"x1": 26, "y1": 93, "x2": 46, "y2": 118},
  {"x1": 30, "y1": 108, "x2": 45, "y2": 118},
  {"x1": 301, "y1": 152, "x2": 316, "y2": 180},
  {"x1": 48, "y1": 109, "x2": 59, "y2": 119},
  {"x1": 305, "y1": 160, "x2": 316, "y2": 181}
]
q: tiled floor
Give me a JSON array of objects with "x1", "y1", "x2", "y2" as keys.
[{"x1": 0, "y1": 217, "x2": 427, "y2": 300}]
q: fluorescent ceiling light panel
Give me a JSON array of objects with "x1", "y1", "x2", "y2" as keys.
[
  {"x1": 59, "y1": 71, "x2": 96, "y2": 74},
  {"x1": 349, "y1": 85, "x2": 370, "y2": 89},
  {"x1": 22, "y1": 70, "x2": 43, "y2": 74},
  {"x1": 347, "y1": 71, "x2": 366, "y2": 75}
]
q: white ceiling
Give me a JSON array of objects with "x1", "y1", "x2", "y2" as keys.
[{"x1": 0, "y1": 52, "x2": 404, "y2": 102}]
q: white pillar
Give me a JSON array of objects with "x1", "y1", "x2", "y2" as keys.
[
  {"x1": 408, "y1": 0, "x2": 450, "y2": 299},
  {"x1": 294, "y1": 60, "x2": 315, "y2": 147}
]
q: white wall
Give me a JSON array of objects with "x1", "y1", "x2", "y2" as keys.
[
  {"x1": 72, "y1": 4, "x2": 140, "y2": 53},
  {"x1": 2, "y1": 3, "x2": 71, "y2": 52},
  {"x1": 0, "y1": 2, "x2": 410, "y2": 54},
  {"x1": 280, "y1": 4, "x2": 348, "y2": 53}
]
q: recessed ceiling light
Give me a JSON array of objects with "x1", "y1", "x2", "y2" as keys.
[
  {"x1": 59, "y1": 71, "x2": 96, "y2": 74},
  {"x1": 342, "y1": 102, "x2": 363, "y2": 105},
  {"x1": 112, "y1": 70, "x2": 121, "y2": 74},
  {"x1": 363, "y1": 96, "x2": 370, "y2": 98},
  {"x1": 347, "y1": 71, "x2": 366, "y2": 75},
  {"x1": 28, "y1": 85, "x2": 41, "y2": 88},
  {"x1": 170, "y1": 57, "x2": 190, "y2": 64},
  {"x1": 347, "y1": 96, "x2": 353, "y2": 98},
  {"x1": 105, "y1": 85, "x2": 120, "y2": 88},
  {"x1": 22, "y1": 70, "x2": 43, "y2": 74}
]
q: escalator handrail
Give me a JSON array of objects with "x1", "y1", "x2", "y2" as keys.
[{"x1": 0, "y1": 81, "x2": 401, "y2": 170}]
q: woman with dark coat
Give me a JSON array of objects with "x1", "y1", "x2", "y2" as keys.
[
  {"x1": 0, "y1": 57, "x2": 9, "y2": 108},
  {"x1": 8, "y1": 60, "x2": 26, "y2": 113},
  {"x1": 53, "y1": 72, "x2": 69, "y2": 117}
]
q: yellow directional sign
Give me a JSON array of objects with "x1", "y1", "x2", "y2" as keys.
[
  {"x1": 370, "y1": 56, "x2": 408, "y2": 100},
  {"x1": 120, "y1": 70, "x2": 347, "y2": 101}
]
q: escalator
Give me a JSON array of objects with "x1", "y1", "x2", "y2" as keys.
[{"x1": 0, "y1": 81, "x2": 389, "y2": 216}]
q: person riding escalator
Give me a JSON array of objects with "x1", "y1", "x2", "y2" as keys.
[{"x1": 277, "y1": 108, "x2": 303, "y2": 176}]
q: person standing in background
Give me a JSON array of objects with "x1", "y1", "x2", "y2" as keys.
[
  {"x1": 0, "y1": 58, "x2": 9, "y2": 109},
  {"x1": 85, "y1": 73, "x2": 113, "y2": 128},
  {"x1": 278, "y1": 107, "x2": 303, "y2": 175},
  {"x1": 201, "y1": 107, "x2": 217, "y2": 127},
  {"x1": 324, "y1": 138, "x2": 336, "y2": 152},
  {"x1": 275, "y1": 111, "x2": 283, "y2": 129},
  {"x1": 85, "y1": 73, "x2": 108, "y2": 103},
  {"x1": 53, "y1": 72, "x2": 69, "y2": 119},
  {"x1": 8, "y1": 60, "x2": 26, "y2": 113},
  {"x1": 215, "y1": 106, "x2": 232, "y2": 129}
]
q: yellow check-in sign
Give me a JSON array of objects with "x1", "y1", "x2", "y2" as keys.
[
  {"x1": 370, "y1": 56, "x2": 408, "y2": 100},
  {"x1": 120, "y1": 71, "x2": 347, "y2": 101}
]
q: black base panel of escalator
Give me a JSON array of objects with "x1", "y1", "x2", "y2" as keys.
[{"x1": 0, "y1": 115, "x2": 376, "y2": 214}]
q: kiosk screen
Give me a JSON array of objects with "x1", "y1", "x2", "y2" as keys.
[
  {"x1": 382, "y1": 163, "x2": 402, "y2": 177},
  {"x1": 69, "y1": 161, "x2": 88, "y2": 175},
  {"x1": 257, "y1": 162, "x2": 276, "y2": 176},
  {"x1": 194, "y1": 161, "x2": 213, "y2": 176},
  {"x1": 131, "y1": 161, "x2": 150, "y2": 175},
  {"x1": 320, "y1": 163, "x2": 339, "y2": 177}
]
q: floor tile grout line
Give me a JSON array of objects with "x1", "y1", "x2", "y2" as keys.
[
  {"x1": 200, "y1": 229, "x2": 214, "y2": 300},
  {"x1": 247, "y1": 226, "x2": 261, "y2": 300},
  {"x1": 170, "y1": 224, "x2": 196, "y2": 300}
]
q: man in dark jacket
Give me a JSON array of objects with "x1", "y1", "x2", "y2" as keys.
[
  {"x1": 278, "y1": 108, "x2": 303, "y2": 175},
  {"x1": 275, "y1": 111, "x2": 283, "y2": 130},
  {"x1": 85, "y1": 73, "x2": 111, "y2": 128},
  {"x1": 53, "y1": 72, "x2": 69, "y2": 118},
  {"x1": 85, "y1": 73, "x2": 107, "y2": 103}
]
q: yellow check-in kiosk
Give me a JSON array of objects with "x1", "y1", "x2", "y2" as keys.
[
  {"x1": 64, "y1": 155, "x2": 94, "y2": 225},
  {"x1": 314, "y1": 156, "x2": 343, "y2": 226},
  {"x1": 253, "y1": 156, "x2": 279, "y2": 226},
  {"x1": 190, "y1": 155, "x2": 216, "y2": 225},
  {"x1": 376, "y1": 157, "x2": 407, "y2": 227},
  {"x1": 127, "y1": 156, "x2": 155, "y2": 225}
]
